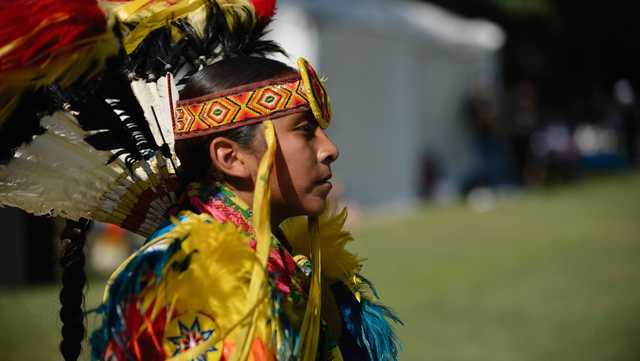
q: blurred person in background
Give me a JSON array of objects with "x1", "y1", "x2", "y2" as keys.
[
  {"x1": 613, "y1": 79, "x2": 639, "y2": 167},
  {"x1": 463, "y1": 79, "x2": 511, "y2": 193},
  {"x1": 508, "y1": 80, "x2": 540, "y2": 185},
  {"x1": 530, "y1": 111, "x2": 579, "y2": 184}
]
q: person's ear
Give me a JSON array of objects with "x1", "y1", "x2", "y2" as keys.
[{"x1": 209, "y1": 137, "x2": 252, "y2": 179}]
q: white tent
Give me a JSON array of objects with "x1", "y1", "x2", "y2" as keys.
[{"x1": 268, "y1": 0, "x2": 505, "y2": 207}]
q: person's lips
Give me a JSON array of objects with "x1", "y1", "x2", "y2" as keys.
[
  {"x1": 315, "y1": 173, "x2": 333, "y2": 192},
  {"x1": 316, "y1": 172, "x2": 332, "y2": 184}
]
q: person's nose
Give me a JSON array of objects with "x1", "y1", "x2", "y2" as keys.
[{"x1": 317, "y1": 128, "x2": 339, "y2": 165}]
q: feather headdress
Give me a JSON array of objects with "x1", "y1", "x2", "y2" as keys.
[
  {"x1": 0, "y1": 0, "x2": 119, "y2": 126},
  {"x1": 0, "y1": 0, "x2": 280, "y2": 235}
]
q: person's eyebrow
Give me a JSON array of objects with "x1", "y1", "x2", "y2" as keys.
[{"x1": 291, "y1": 113, "x2": 312, "y2": 127}]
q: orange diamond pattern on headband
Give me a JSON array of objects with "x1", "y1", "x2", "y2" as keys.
[
  {"x1": 204, "y1": 98, "x2": 242, "y2": 125},
  {"x1": 247, "y1": 86, "x2": 291, "y2": 113},
  {"x1": 175, "y1": 78, "x2": 310, "y2": 138}
]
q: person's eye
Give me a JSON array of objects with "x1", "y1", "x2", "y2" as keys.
[{"x1": 295, "y1": 121, "x2": 318, "y2": 138}]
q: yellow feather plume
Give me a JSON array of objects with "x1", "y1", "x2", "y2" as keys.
[
  {"x1": 281, "y1": 205, "x2": 364, "y2": 360},
  {"x1": 281, "y1": 204, "x2": 363, "y2": 284},
  {"x1": 130, "y1": 212, "x2": 280, "y2": 361},
  {"x1": 160, "y1": 214, "x2": 258, "y2": 326},
  {"x1": 105, "y1": 0, "x2": 256, "y2": 54}
]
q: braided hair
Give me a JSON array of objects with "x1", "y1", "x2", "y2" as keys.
[{"x1": 58, "y1": 219, "x2": 91, "y2": 361}]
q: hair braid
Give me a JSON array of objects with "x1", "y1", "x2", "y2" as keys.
[{"x1": 59, "y1": 218, "x2": 91, "y2": 361}]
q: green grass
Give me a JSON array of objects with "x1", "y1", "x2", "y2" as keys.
[
  {"x1": 0, "y1": 281, "x2": 103, "y2": 361},
  {"x1": 353, "y1": 173, "x2": 640, "y2": 361},
  {"x1": 1, "y1": 173, "x2": 639, "y2": 361}
]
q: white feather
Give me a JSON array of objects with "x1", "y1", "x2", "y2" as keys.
[
  {"x1": 130, "y1": 74, "x2": 177, "y2": 154},
  {"x1": 0, "y1": 111, "x2": 178, "y2": 237}
]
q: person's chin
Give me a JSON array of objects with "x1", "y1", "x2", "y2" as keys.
[{"x1": 303, "y1": 196, "x2": 327, "y2": 216}]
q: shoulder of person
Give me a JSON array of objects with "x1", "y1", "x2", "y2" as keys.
[{"x1": 91, "y1": 211, "x2": 271, "y2": 360}]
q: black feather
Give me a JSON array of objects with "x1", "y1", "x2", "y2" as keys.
[
  {"x1": 0, "y1": 88, "x2": 60, "y2": 164},
  {"x1": 125, "y1": 1, "x2": 285, "y2": 81},
  {"x1": 126, "y1": 27, "x2": 181, "y2": 80},
  {"x1": 215, "y1": 7, "x2": 284, "y2": 58},
  {"x1": 64, "y1": 69, "x2": 159, "y2": 164}
]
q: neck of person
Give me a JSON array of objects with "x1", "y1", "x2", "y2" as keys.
[{"x1": 223, "y1": 181, "x2": 288, "y2": 229}]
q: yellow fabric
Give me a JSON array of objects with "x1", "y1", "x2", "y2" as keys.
[
  {"x1": 162, "y1": 311, "x2": 223, "y2": 360},
  {"x1": 162, "y1": 214, "x2": 266, "y2": 360},
  {"x1": 167, "y1": 121, "x2": 277, "y2": 361},
  {"x1": 298, "y1": 217, "x2": 322, "y2": 361},
  {"x1": 230, "y1": 120, "x2": 277, "y2": 361},
  {"x1": 156, "y1": 215, "x2": 255, "y2": 319},
  {"x1": 115, "y1": 212, "x2": 277, "y2": 361},
  {"x1": 331, "y1": 346, "x2": 345, "y2": 361}
]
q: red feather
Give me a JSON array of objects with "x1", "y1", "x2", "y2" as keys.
[
  {"x1": 0, "y1": 0, "x2": 107, "y2": 72},
  {"x1": 251, "y1": 0, "x2": 276, "y2": 21}
]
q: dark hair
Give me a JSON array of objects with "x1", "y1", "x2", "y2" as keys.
[
  {"x1": 175, "y1": 56, "x2": 295, "y2": 186},
  {"x1": 58, "y1": 219, "x2": 91, "y2": 361}
]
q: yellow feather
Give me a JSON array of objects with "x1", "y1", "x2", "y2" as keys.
[
  {"x1": 281, "y1": 204, "x2": 363, "y2": 284},
  {"x1": 105, "y1": 0, "x2": 256, "y2": 54},
  {"x1": 281, "y1": 205, "x2": 364, "y2": 359},
  {"x1": 153, "y1": 212, "x2": 279, "y2": 361},
  {"x1": 164, "y1": 214, "x2": 255, "y2": 317}
]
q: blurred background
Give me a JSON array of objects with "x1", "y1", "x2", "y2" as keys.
[{"x1": 1, "y1": 0, "x2": 639, "y2": 360}]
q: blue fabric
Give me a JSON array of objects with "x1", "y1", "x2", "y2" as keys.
[{"x1": 147, "y1": 219, "x2": 176, "y2": 242}]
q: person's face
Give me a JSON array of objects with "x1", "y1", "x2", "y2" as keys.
[{"x1": 263, "y1": 111, "x2": 339, "y2": 220}]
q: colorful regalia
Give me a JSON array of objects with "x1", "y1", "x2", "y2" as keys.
[
  {"x1": 0, "y1": 1, "x2": 401, "y2": 360},
  {"x1": 91, "y1": 182, "x2": 401, "y2": 360}
]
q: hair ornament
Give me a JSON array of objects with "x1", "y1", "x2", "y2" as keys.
[{"x1": 298, "y1": 57, "x2": 332, "y2": 129}]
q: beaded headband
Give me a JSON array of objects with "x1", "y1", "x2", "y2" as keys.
[{"x1": 174, "y1": 57, "x2": 331, "y2": 139}]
